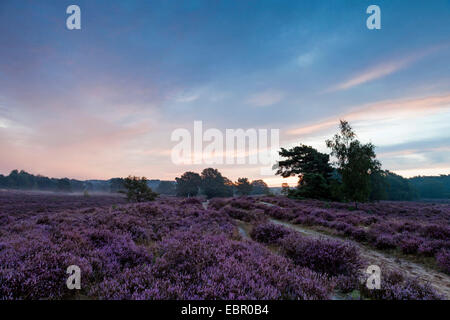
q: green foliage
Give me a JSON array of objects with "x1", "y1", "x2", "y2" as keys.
[
  {"x1": 235, "y1": 178, "x2": 252, "y2": 196},
  {"x1": 123, "y1": 176, "x2": 158, "y2": 203},
  {"x1": 57, "y1": 178, "x2": 72, "y2": 193},
  {"x1": 0, "y1": 170, "x2": 98, "y2": 192},
  {"x1": 326, "y1": 120, "x2": 381, "y2": 205},
  {"x1": 281, "y1": 183, "x2": 290, "y2": 196},
  {"x1": 156, "y1": 181, "x2": 176, "y2": 195},
  {"x1": 369, "y1": 170, "x2": 388, "y2": 201},
  {"x1": 409, "y1": 175, "x2": 450, "y2": 199},
  {"x1": 329, "y1": 178, "x2": 344, "y2": 201},
  {"x1": 175, "y1": 171, "x2": 202, "y2": 197},
  {"x1": 288, "y1": 173, "x2": 331, "y2": 200},
  {"x1": 384, "y1": 171, "x2": 418, "y2": 200},
  {"x1": 250, "y1": 179, "x2": 270, "y2": 195},
  {"x1": 109, "y1": 178, "x2": 125, "y2": 193},
  {"x1": 276, "y1": 144, "x2": 333, "y2": 179},
  {"x1": 201, "y1": 168, "x2": 232, "y2": 198},
  {"x1": 276, "y1": 144, "x2": 335, "y2": 200}
]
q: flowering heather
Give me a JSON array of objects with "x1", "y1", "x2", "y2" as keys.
[
  {"x1": 0, "y1": 192, "x2": 332, "y2": 299},
  {"x1": 359, "y1": 271, "x2": 444, "y2": 300},
  {"x1": 436, "y1": 250, "x2": 450, "y2": 274},
  {"x1": 249, "y1": 196, "x2": 450, "y2": 268},
  {"x1": 250, "y1": 223, "x2": 292, "y2": 244},
  {"x1": 92, "y1": 233, "x2": 332, "y2": 300},
  {"x1": 0, "y1": 192, "x2": 446, "y2": 300},
  {"x1": 219, "y1": 205, "x2": 267, "y2": 224},
  {"x1": 280, "y1": 233, "x2": 362, "y2": 278},
  {"x1": 0, "y1": 190, "x2": 126, "y2": 216}
]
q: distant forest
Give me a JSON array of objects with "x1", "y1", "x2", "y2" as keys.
[
  {"x1": 0, "y1": 170, "x2": 164, "y2": 194},
  {"x1": 0, "y1": 169, "x2": 449, "y2": 201},
  {"x1": 376, "y1": 171, "x2": 450, "y2": 200}
]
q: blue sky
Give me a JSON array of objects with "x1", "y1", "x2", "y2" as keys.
[{"x1": 0, "y1": 0, "x2": 449, "y2": 185}]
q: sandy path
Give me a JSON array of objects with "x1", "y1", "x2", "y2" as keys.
[{"x1": 270, "y1": 218, "x2": 450, "y2": 299}]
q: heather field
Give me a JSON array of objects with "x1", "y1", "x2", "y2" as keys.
[{"x1": 0, "y1": 190, "x2": 448, "y2": 300}]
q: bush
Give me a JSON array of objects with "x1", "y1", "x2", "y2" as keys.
[
  {"x1": 219, "y1": 205, "x2": 266, "y2": 223},
  {"x1": 436, "y1": 249, "x2": 450, "y2": 274},
  {"x1": 360, "y1": 271, "x2": 443, "y2": 300},
  {"x1": 180, "y1": 197, "x2": 203, "y2": 206},
  {"x1": 123, "y1": 176, "x2": 158, "y2": 203},
  {"x1": 400, "y1": 238, "x2": 421, "y2": 254},
  {"x1": 250, "y1": 223, "x2": 291, "y2": 244},
  {"x1": 92, "y1": 233, "x2": 333, "y2": 300},
  {"x1": 373, "y1": 234, "x2": 397, "y2": 250},
  {"x1": 280, "y1": 233, "x2": 362, "y2": 277}
]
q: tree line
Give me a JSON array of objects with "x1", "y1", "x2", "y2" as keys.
[
  {"x1": 1, "y1": 120, "x2": 448, "y2": 201},
  {"x1": 174, "y1": 168, "x2": 270, "y2": 198},
  {"x1": 0, "y1": 168, "x2": 270, "y2": 199},
  {"x1": 276, "y1": 120, "x2": 448, "y2": 204}
]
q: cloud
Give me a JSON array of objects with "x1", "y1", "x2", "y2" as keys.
[
  {"x1": 246, "y1": 90, "x2": 285, "y2": 107},
  {"x1": 287, "y1": 93, "x2": 450, "y2": 136},
  {"x1": 175, "y1": 92, "x2": 201, "y2": 103},
  {"x1": 327, "y1": 47, "x2": 442, "y2": 92},
  {"x1": 393, "y1": 166, "x2": 450, "y2": 178},
  {"x1": 295, "y1": 50, "x2": 317, "y2": 67}
]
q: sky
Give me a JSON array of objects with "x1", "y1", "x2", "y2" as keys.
[{"x1": 0, "y1": 0, "x2": 449, "y2": 186}]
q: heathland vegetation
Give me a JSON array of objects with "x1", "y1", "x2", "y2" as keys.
[{"x1": 0, "y1": 120, "x2": 449, "y2": 300}]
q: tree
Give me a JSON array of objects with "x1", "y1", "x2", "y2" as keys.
[
  {"x1": 156, "y1": 181, "x2": 176, "y2": 195},
  {"x1": 175, "y1": 171, "x2": 202, "y2": 197},
  {"x1": 110, "y1": 178, "x2": 125, "y2": 193},
  {"x1": 251, "y1": 179, "x2": 270, "y2": 195},
  {"x1": 235, "y1": 178, "x2": 252, "y2": 196},
  {"x1": 384, "y1": 171, "x2": 418, "y2": 200},
  {"x1": 276, "y1": 145, "x2": 333, "y2": 180},
  {"x1": 200, "y1": 168, "x2": 231, "y2": 198},
  {"x1": 326, "y1": 120, "x2": 381, "y2": 207},
  {"x1": 57, "y1": 178, "x2": 72, "y2": 193},
  {"x1": 369, "y1": 170, "x2": 388, "y2": 201},
  {"x1": 409, "y1": 175, "x2": 450, "y2": 199},
  {"x1": 223, "y1": 177, "x2": 235, "y2": 197},
  {"x1": 123, "y1": 176, "x2": 158, "y2": 202},
  {"x1": 288, "y1": 173, "x2": 331, "y2": 199},
  {"x1": 276, "y1": 144, "x2": 334, "y2": 200},
  {"x1": 281, "y1": 183, "x2": 290, "y2": 196}
]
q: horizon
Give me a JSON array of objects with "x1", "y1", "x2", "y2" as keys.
[
  {"x1": 1, "y1": 1, "x2": 449, "y2": 187},
  {"x1": 1, "y1": 167, "x2": 449, "y2": 189}
]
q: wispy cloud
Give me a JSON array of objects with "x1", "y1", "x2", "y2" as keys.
[
  {"x1": 295, "y1": 50, "x2": 317, "y2": 67},
  {"x1": 327, "y1": 47, "x2": 442, "y2": 92},
  {"x1": 287, "y1": 93, "x2": 450, "y2": 136},
  {"x1": 246, "y1": 90, "x2": 285, "y2": 107}
]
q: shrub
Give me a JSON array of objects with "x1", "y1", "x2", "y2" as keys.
[
  {"x1": 400, "y1": 238, "x2": 421, "y2": 254},
  {"x1": 436, "y1": 249, "x2": 450, "y2": 274},
  {"x1": 373, "y1": 234, "x2": 397, "y2": 250},
  {"x1": 180, "y1": 197, "x2": 203, "y2": 206},
  {"x1": 123, "y1": 176, "x2": 158, "y2": 203},
  {"x1": 360, "y1": 271, "x2": 443, "y2": 300},
  {"x1": 280, "y1": 233, "x2": 362, "y2": 277},
  {"x1": 92, "y1": 233, "x2": 333, "y2": 300},
  {"x1": 250, "y1": 223, "x2": 291, "y2": 244},
  {"x1": 219, "y1": 205, "x2": 266, "y2": 223}
]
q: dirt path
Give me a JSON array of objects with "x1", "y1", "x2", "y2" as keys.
[{"x1": 270, "y1": 218, "x2": 450, "y2": 299}]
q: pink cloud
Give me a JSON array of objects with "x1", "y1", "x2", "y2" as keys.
[
  {"x1": 287, "y1": 93, "x2": 450, "y2": 136},
  {"x1": 327, "y1": 46, "x2": 444, "y2": 92}
]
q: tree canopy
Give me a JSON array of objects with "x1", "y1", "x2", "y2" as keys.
[
  {"x1": 123, "y1": 176, "x2": 158, "y2": 202},
  {"x1": 235, "y1": 177, "x2": 252, "y2": 196},
  {"x1": 326, "y1": 120, "x2": 381, "y2": 205},
  {"x1": 175, "y1": 171, "x2": 202, "y2": 197}
]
